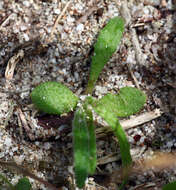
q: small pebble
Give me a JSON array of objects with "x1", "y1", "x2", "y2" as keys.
[
  {"x1": 54, "y1": 8, "x2": 60, "y2": 14},
  {"x1": 76, "y1": 23, "x2": 84, "y2": 32},
  {"x1": 23, "y1": 1, "x2": 30, "y2": 7},
  {"x1": 4, "y1": 137, "x2": 12, "y2": 147}
]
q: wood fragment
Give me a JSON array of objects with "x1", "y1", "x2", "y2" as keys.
[
  {"x1": 17, "y1": 110, "x2": 24, "y2": 138},
  {"x1": 127, "y1": 62, "x2": 140, "y2": 89},
  {"x1": 98, "y1": 153, "x2": 121, "y2": 165},
  {"x1": 109, "y1": 152, "x2": 176, "y2": 186},
  {"x1": 0, "y1": 161, "x2": 58, "y2": 190},
  {"x1": 133, "y1": 152, "x2": 176, "y2": 173},
  {"x1": 96, "y1": 151, "x2": 176, "y2": 188},
  {"x1": 132, "y1": 23, "x2": 145, "y2": 28},
  {"x1": 122, "y1": 109, "x2": 162, "y2": 130},
  {"x1": 47, "y1": 1, "x2": 71, "y2": 43},
  {"x1": 76, "y1": 6, "x2": 98, "y2": 25},
  {"x1": 161, "y1": 0, "x2": 167, "y2": 7},
  {"x1": 116, "y1": 0, "x2": 145, "y2": 88},
  {"x1": 4, "y1": 101, "x2": 15, "y2": 128},
  {"x1": 96, "y1": 109, "x2": 162, "y2": 138},
  {"x1": 5, "y1": 50, "x2": 24, "y2": 81},
  {"x1": 118, "y1": 0, "x2": 146, "y2": 66},
  {"x1": 16, "y1": 107, "x2": 35, "y2": 141},
  {"x1": 0, "y1": 13, "x2": 15, "y2": 31}
]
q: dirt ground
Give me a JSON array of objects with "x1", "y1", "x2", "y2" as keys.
[{"x1": 0, "y1": 0, "x2": 176, "y2": 189}]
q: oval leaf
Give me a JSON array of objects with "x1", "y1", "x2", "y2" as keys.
[
  {"x1": 73, "y1": 107, "x2": 97, "y2": 188},
  {"x1": 86, "y1": 17, "x2": 125, "y2": 94},
  {"x1": 163, "y1": 181, "x2": 176, "y2": 190},
  {"x1": 15, "y1": 177, "x2": 31, "y2": 190},
  {"x1": 73, "y1": 108, "x2": 89, "y2": 188},
  {"x1": 31, "y1": 81, "x2": 78, "y2": 115},
  {"x1": 83, "y1": 103, "x2": 97, "y2": 175},
  {"x1": 93, "y1": 87, "x2": 146, "y2": 117}
]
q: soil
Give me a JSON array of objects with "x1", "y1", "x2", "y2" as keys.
[{"x1": 0, "y1": 0, "x2": 176, "y2": 189}]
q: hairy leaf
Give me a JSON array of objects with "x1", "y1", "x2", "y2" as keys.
[
  {"x1": 73, "y1": 108, "x2": 89, "y2": 188},
  {"x1": 15, "y1": 177, "x2": 31, "y2": 190},
  {"x1": 91, "y1": 87, "x2": 146, "y2": 168},
  {"x1": 86, "y1": 17, "x2": 124, "y2": 94},
  {"x1": 93, "y1": 107, "x2": 132, "y2": 168},
  {"x1": 31, "y1": 81, "x2": 78, "y2": 115},
  {"x1": 87, "y1": 121, "x2": 96, "y2": 175},
  {"x1": 73, "y1": 107, "x2": 97, "y2": 188},
  {"x1": 83, "y1": 104, "x2": 97, "y2": 174},
  {"x1": 93, "y1": 87, "x2": 146, "y2": 117}
]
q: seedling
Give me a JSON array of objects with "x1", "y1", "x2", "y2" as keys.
[{"x1": 31, "y1": 17, "x2": 146, "y2": 188}]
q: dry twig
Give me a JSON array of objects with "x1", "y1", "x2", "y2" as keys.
[
  {"x1": 5, "y1": 50, "x2": 24, "y2": 81},
  {"x1": 96, "y1": 109, "x2": 162, "y2": 165},
  {"x1": 126, "y1": 62, "x2": 140, "y2": 89},
  {"x1": 4, "y1": 101, "x2": 15, "y2": 128},
  {"x1": 0, "y1": 161, "x2": 58, "y2": 190},
  {"x1": 96, "y1": 109, "x2": 162, "y2": 138},
  {"x1": 0, "y1": 13, "x2": 15, "y2": 31},
  {"x1": 16, "y1": 107, "x2": 35, "y2": 141},
  {"x1": 76, "y1": 6, "x2": 98, "y2": 25},
  {"x1": 47, "y1": 1, "x2": 71, "y2": 43},
  {"x1": 119, "y1": 0, "x2": 146, "y2": 66},
  {"x1": 112, "y1": 152, "x2": 176, "y2": 180},
  {"x1": 103, "y1": 152, "x2": 176, "y2": 188},
  {"x1": 98, "y1": 153, "x2": 121, "y2": 165}
]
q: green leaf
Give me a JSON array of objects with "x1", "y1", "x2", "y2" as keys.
[
  {"x1": 73, "y1": 108, "x2": 89, "y2": 188},
  {"x1": 91, "y1": 87, "x2": 146, "y2": 168},
  {"x1": 93, "y1": 87, "x2": 146, "y2": 117},
  {"x1": 86, "y1": 17, "x2": 124, "y2": 94},
  {"x1": 83, "y1": 104, "x2": 97, "y2": 175},
  {"x1": 163, "y1": 181, "x2": 176, "y2": 190},
  {"x1": 93, "y1": 106, "x2": 132, "y2": 168},
  {"x1": 31, "y1": 81, "x2": 78, "y2": 115},
  {"x1": 73, "y1": 107, "x2": 97, "y2": 188},
  {"x1": 87, "y1": 121, "x2": 96, "y2": 175},
  {"x1": 14, "y1": 177, "x2": 31, "y2": 190},
  {"x1": 114, "y1": 121, "x2": 132, "y2": 168}
]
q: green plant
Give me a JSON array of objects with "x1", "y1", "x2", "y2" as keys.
[
  {"x1": 14, "y1": 177, "x2": 32, "y2": 190},
  {"x1": 85, "y1": 16, "x2": 124, "y2": 94},
  {"x1": 0, "y1": 174, "x2": 31, "y2": 190},
  {"x1": 162, "y1": 181, "x2": 176, "y2": 190},
  {"x1": 31, "y1": 17, "x2": 146, "y2": 188}
]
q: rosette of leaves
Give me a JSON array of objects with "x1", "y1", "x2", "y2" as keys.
[
  {"x1": 30, "y1": 17, "x2": 146, "y2": 189},
  {"x1": 31, "y1": 81, "x2": 146, "y2": 188}
]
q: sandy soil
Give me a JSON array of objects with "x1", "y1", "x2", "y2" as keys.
[{"x1": 0, "y1": 0, "x2": 176, "y2": 189}]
